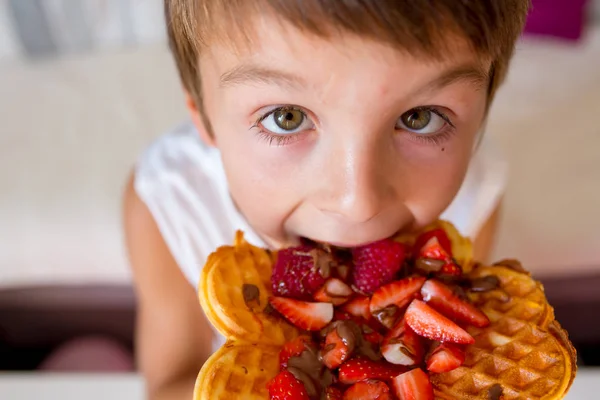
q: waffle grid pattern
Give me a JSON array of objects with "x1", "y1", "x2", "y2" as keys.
[{"x1": 431, "y1": 266, "x2": 573, "y2": 399}]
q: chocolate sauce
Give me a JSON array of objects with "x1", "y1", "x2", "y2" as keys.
[
  {"x1": 310, "y1": 249, "x2": 335, "y2": 278},
  {"x1": 415, "y1": 257, "x2": 445, "y2": 273},
  {"x1": 242, "y1": 284, "x2": 260, "y2": 308},
  {"x1": 469, "y1": 275, "x2": 501, "y2": 293},
  {"x1": 372, "y1": 305, "x2": 400, "y2": 328},
  {"x1": 487, "y1": 383, "x2": 503, "y2": 400},
  {"x1": 288, "y1": 366, "x2": 318, "y2": 398},
  {"x1": 288, "y1": 344, "x2": 332, "y2": 400}
]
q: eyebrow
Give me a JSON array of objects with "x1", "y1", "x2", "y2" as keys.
[
  {"x1": 423, "y1": 64, "x2": 490, "y2": 92},
  {"x1": 220, "y1": 63, "x2": 305, "y2": 89},
  {"x1": 220, "y1": 61, "x2": 490, "y2": 93}
]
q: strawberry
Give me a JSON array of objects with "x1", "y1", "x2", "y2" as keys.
[
  {"x1": 267, "y1": 370, "x2": 310, "y2": 400},
  {"x1": 381, "y1": 317, "x2": 424, "y2": 366},
  {"x1": 426, "y1": 342, "x2": 466, "y2": 373},
  {"x1": 414, "y1": 228, "x2": 453, "y2": 256},
  {"x1": 338, "y1": 358, "x2": 408, "y2": 385},
  {"x1": 269, "y1": 297, "x2": 333, "y2": 331},
  {"x1": 418, "y1": 237, "x2": 461, "y2": 276},
  {"x1": 391, "y1": 368, "x2": 434, "y2": 400},
  {"x1": 369, "y1": 277, "x2": 426, "y2": 328},
  {"x1": 321, "y1": 324, "x2": 355, "y2": 369},
  {"x1": 324, "y1": 386, "x2": 344, "y2": 400},
  {"x1": 404, "y1": 300, "x2": 474, "y2": 344},
  {"x1": 340, "y1": 296, "x2": 372, "y2": 320},
  {"x1": 279, "y1": 336, "x2": 314, "y2": 370},
  {"x1": 420, "y1": 279, "x2": 490, "y2": 328},
  {"x1": 363, "y1": 328, "x2": 384, "y2": 345},
  {"x1": 350, "y1": 239, "x2": 407, "y2": 295},
  {"x1": 271, "y1": 246, "x2": 327, "y2": 300},
  {"x1": 314, "y1": 278, "x2": 353, "y2": 305},
  {"x1": 343, "y1": 380, "x2": 391, "y2": 400}
]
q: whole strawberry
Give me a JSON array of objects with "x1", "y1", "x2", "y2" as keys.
[
  {"x1": 267, "y1": 370, "x2": 310, "y2": 400},
  {"x1": 350, "y1": 239, "x2": 406, "y2": 295},
  {"x1": 271, "y1": 246, "x2": 327, "y2": 300}
]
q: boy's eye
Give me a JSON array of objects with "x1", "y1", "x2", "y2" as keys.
[
  {"x1": 396, "y1": 108, "x2": 447, "y2": 134},
  {"x1": 260, "y1": 107, "x2": 314, "y2": 134}
]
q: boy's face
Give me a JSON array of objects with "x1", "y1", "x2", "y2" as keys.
[{"x1": 195, "y1": 16, "x2": 490, "y2": 249}]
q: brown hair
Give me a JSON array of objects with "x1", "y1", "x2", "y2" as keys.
[{"x1": 165, "y1": 0, "x2": 530, "y2": 119}]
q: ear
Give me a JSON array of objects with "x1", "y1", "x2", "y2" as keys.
[{"x1": 184, "y1": 91, "x2": 215, "y2": 147}]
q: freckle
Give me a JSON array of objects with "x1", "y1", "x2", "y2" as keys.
[{"x1": 441, "y1": 148, "x2": 445, "y2": 152}]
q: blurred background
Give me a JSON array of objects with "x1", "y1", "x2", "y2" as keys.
[{"x1": 0, "y1": 0, "x2": 599, "y2": 386}]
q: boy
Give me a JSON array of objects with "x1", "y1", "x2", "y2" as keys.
[{"x1": 123, "y1": 1, "x2": 531, "y2": 398}]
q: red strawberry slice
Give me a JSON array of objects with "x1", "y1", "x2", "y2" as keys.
[
  {"x1": 381, "y1": 317, "x2": 424, "y2": 366},
  {"x1": 350, "y1": 239, "x2": 407, "y2": 295},
  {"x1": 269, "y1": 297, "x2": 333, "y2": 331},
  {"x1": 414, "y1": 228, "x2": 453, "y2": 256},
  {"x1": 421, "y1": 279, "x2": 490, "y2": 328},
  {"x1": 320, "y1": 325, "x2": 355, "y2": 369},
  {"x1": 267, "y1": 370, "x2": 310, "y2": 400},
  {"x1": 391, "y1": 368, "x2": 434, "y2": 400},
  {"x1": 343, "y1": 380, "x2": 391, "y2": 400},
  {"x1": 271, "y1": 246, "x2": 327, "y2": 300},
  {"x1": 324, "y1": 386, "x2": 344, "y2": 400},
  {"x1": 363, "y1": 328, "x2": 384, "y2": 345},
  {"x1": 405, "y1": 300, "x2": 474, "y2": 344},
  {"x1": 426, "y1": 342, "x2": 466, "y2": 373},
  {"x1": 279, "y1": 336, "x2": 314, "y2": 369},
  {"x1": 338, "y1": 358, "x2": 408, "y2": 385},
  {"x1": 314, "y1": 278, "x2": 353, "y2": 305},
  {"x1": 369, "y1": 277, "x2": 426, "y2": 328},
  {"x1": 340, "y1": 296, "x2": 372, "y2": 320},
  {"x1": 419, "y1": 237, "x2": 461, "y2": 277}
]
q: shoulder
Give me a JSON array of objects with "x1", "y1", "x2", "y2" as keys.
[{"x1": 128, "y1": 121, "x2": 233, "y2": 287}]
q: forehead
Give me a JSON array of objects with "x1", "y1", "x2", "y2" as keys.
[{"x1": 200, "y1": 15, "x2": 490, "y2": 93}]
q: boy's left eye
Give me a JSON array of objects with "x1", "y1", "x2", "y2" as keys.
[{"x1": 395, "y1": 108, "x2": 448, "y2": 134}]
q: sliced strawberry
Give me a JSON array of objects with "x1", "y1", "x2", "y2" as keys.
[
  {"x1": 338, "y1": 358, "x2": 408, "y2": 385},
  {"x1": 363, "y1": 328, "x2": 384, "y2": 345},
  {"x1": 421, "y1": 279, "x2": 490, "y2": 328},
  {"x1": 426, "y1": 342, "x2": 466, "y2": 373},
  {"x1": 314, "y1": 278, "x2": 353, "y2": 305},
  {"x1": 267, "y1": 370, "x2": 310, "y2": 400},
  {"x1": 414, "y1": 228, "x2": 453, "y2": 256},
  {"x1": 419, "y1": 237, "x2": 461, "y2": 277},
  {"x1": 350, "y1": 239, "x2": 407, "y2": 295},
  {"x1": 391, "y1": 368, "x2": 434, "y2": 400},
  {"x1": 269, "y1": 297, "x2": 333, "y2": 331},
  {"x1": 321, "y1": 325, "x2": 355, "y2": 369},
  {"x1": 381, "y1": 316, "x2": 424, "y2": 366},
  {"x1": 279, "y1": 336, "x2": 314, "y2": 370},
  {"x1": 369, "y1": 277, "x2": 426, "y2": 328},
  {"x1": 343, "y1": 380, "x2": 391, "y2": 400},
  {"x1": 404, "y1": 300, "x2": 474, "y2": 344},
  {"x1": 341, "y1": 296, "x2": 372, "y2": 320},
  {"x1": 324, "y1": 386, "x2": 344, "y2": 400}
]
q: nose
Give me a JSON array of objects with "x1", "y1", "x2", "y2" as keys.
[{"x1": 316, "y1": 137, "x2": 395, "y2": 224}]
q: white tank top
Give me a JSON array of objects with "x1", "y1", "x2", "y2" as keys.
[{"x1": 133, "y1": 120, "x2": 506, "y2": 348}]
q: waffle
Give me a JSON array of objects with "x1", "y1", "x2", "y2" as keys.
[
  {"x1": 195, "y1": 231, "x2": 299, "y2": 400},
  {"x1": 194, "y1": 222, "x2": 576, "y2": 400},
  {"x1": 430, "y1": 262, "x2": 577, "y2": 399}
]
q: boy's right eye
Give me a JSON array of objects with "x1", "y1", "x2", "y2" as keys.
[{"x1": 259, "y1": 107, "x2": 314, "y2": 135}]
